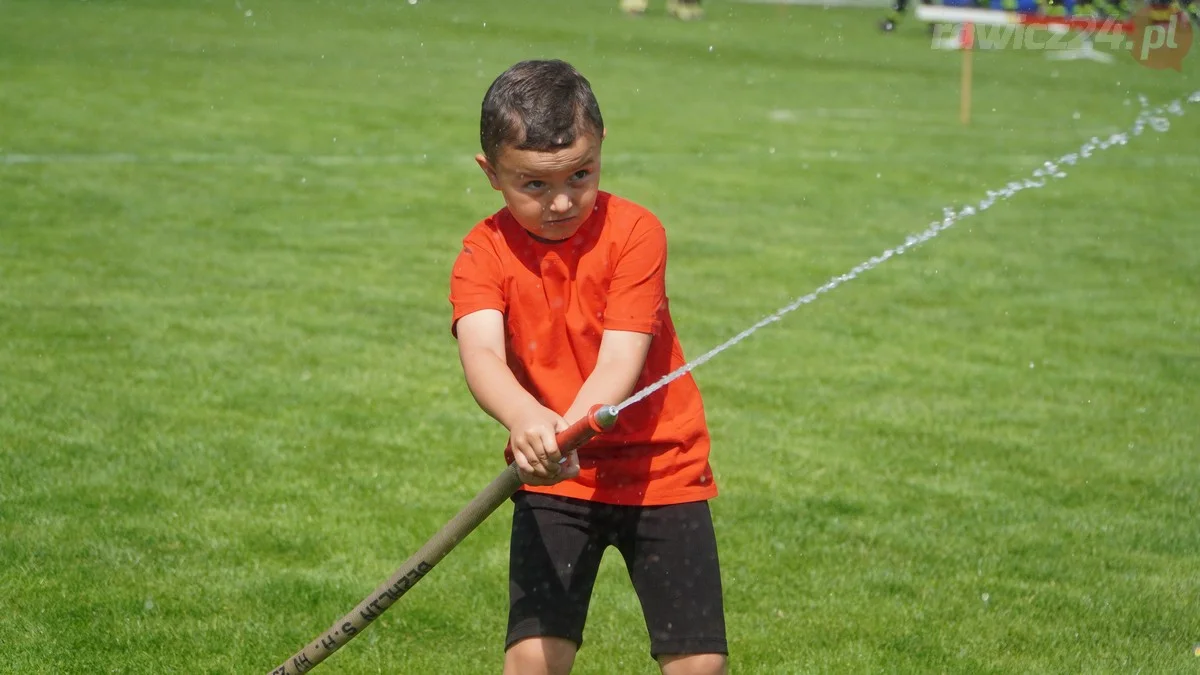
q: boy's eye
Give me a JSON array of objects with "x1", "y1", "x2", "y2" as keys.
[
  {"x1": 571, "y1": 170, "x2": 590, "y2": 181},
  {"x1": 524, "y1": 180, "x2": 546, "y2": 190}
]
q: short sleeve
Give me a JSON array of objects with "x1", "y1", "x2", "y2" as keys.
[
  {"x1": 603, "y1": 214, "x2": 666, "y2": 334},
  {"x1": 448, "y1": 229, "x2": 506, "y2": 337}
]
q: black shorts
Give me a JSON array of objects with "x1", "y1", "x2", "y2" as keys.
[{"x1": 506, "y1": 491, "x2": 727, "y2": 659}]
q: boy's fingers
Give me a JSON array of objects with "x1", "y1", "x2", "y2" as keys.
[
  {"x1": 520, "y1": 450, "x2": 577, "y2": 485},
  {"x1": 522, "y1": 442, "x2": 557, "y2": 479},
  {"x1": 512, "y1": 450, "x2": 536, "y2": 475},
  {"x1": 524, "y1": 456, "x2": 549, "y2": 478},
  {"x1": 539, "y1": 428, "x2": 561, "y2": 465},
  {"x1": 517, "y1": 467, "x2": 548, "y2": 485},
  {"x1": 530, "y1": 444, "x2": 554, "y2": 472},
  {"x1": 512, "y1": 417, "x2": 573, "y2": 481},
  {"x1": 516, "y1": 432, "x2": 550, "y2": 472},
  {"x1": 559, "y1": 452, "x2": 580, "y2": 479},
  {"x1": 549, "y1": 417, "x2": 569, "y2": 464},
  {"x1": 514, "y1": 441, "x2": 546, "y2": 475}
]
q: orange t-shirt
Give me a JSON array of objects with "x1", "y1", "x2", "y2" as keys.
[{"x1": 448, "y1": 191, "x2": 717, "y2": 506}]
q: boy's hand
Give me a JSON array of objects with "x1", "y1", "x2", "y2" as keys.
[{"x1": 510, "y1": 407, "x2": 579, "y2": 486}]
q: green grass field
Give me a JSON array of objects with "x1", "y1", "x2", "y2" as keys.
[{"x1": 3, "y1": 1, "x2": 1199, "y2": 672}]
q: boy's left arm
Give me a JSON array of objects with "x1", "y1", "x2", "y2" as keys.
[
  {"x1": 563, "y1": 212, "x2": 665, "y2": 423},
  {"x1": 563, "y1": 329, "x2": 651, "y2": 423}
]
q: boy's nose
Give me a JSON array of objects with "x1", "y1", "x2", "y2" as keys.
[{"x1": 548, "y1": 192, "x2": 572, "y2": 214}]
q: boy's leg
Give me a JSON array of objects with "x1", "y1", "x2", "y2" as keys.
[
  {"x1": 667, "y1": 0, "x2": 705, "y2": 20},
  {"x1": 615, "y1": 500, "x2": 727, "y2": 674},
  {"x1": 880, "y1": 0, "x2": 909, "y2": 32},
  {"x1": 505, "y1": 492, "x2": 609, "y2": 675},
  {"x1": 659, "y1": 653, "x2": 728, "y2": 675},
  {"x1": 620, "y1": 0, "x2": 649, "y2": 15}
]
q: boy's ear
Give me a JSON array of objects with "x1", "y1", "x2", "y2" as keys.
[
  {"x1": 601, "y1": 127, "x2": 607, "y2": 141},
  {"x1": 475, "y1": 153, "x2": 503, "y2": 191}
]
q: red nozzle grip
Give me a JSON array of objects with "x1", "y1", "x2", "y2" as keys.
[{"x1": 554, "y1": 404, "x2": 619, "y2": 456}]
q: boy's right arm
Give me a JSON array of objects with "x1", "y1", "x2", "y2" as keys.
[{"x1": 455, "y1": 309, "x2": 577, "y2": 484}]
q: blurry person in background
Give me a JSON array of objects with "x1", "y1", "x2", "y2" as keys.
[
  {"x1": 621, "y1": 0, "x2": 705, "y2": 20},
  {"x1": 880, "y1": 0, "x2": 934, "y2": 32},
  {"x1": 882, "y1": 0, "x2": 1193, "y2": 33}
]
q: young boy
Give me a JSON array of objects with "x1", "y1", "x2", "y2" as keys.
[{"x1": 448, "y1": 59, "x2": 728, "y2": 675}]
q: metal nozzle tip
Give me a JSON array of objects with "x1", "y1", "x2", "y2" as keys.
[{"x1": 594, "y1": 405, "x2": 619, "y2": 429}]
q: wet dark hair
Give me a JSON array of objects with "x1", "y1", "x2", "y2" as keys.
[{"x1": 480, "y1": 59, "x2": 604, "y2": 161}]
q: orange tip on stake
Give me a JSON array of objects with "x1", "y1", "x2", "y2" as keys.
[{"x1": 960, "y1": 22, "x2": 975, "y2": 126}]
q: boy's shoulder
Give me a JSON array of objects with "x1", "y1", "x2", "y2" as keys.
[
  {"x1": 464, "y1": 206, "x2": 510, "y2": 237},
  {"x1": 598, "y1": 191, "x2": 660, "y2": 227},
  {"x1": 458, "y1": 207, "x2": 513, "y2": 259},
  {"x1": 591, "y1": 192, "x2": 667, "y2": 248}
]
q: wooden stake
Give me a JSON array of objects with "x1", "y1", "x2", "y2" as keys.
[{"x1": 960, "y1": 22, "x2": 974, "y2": 126}]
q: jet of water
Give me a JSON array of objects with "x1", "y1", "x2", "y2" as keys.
[{"x1": 617, "y1": 90, "x2": 1199, "y2": 413}]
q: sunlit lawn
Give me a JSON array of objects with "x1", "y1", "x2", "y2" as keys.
[{"x1": 2, "y1": 0, "x2": 1198, "y2": 672}]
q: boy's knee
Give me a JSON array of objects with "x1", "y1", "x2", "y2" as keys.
[
  {"x1": 657, "y1": 652, "x2": 728, "y2": 675},
  {"x1": 504, "y1": 636, "x2": 578, "y2": 675}
]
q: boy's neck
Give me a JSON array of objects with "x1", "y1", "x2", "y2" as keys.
[{"x1": 526, "y1": 230, "x2": 573, "y2": 245}]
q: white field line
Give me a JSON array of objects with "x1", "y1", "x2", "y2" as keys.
[
  {"x1": 0, "y1": 152, "x2": 457, "y2": 167},
  {"x1": 7, "y1": 105, "x2": 1181, "y2": 168},
  {"x1": 765, "y1": 106, "x2": 1173, "y2": 133},
  {"x1": 2, "y1": 146, "x2": 1197, "y2": 169}
]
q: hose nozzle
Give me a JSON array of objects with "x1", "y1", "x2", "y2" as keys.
[{"x1": 555, "y1": 404, "x2": 620, "y2": 457}]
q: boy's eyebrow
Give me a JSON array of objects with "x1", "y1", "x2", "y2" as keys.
[{"x1": 515, "y1": 152, "x2": 598, "y2": 179}]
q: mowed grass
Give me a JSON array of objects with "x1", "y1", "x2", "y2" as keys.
[{"x1": 2, "y1": 0, "x2": 1199, "y2": 672}]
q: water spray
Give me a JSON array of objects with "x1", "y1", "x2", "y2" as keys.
[{"x1": 618, "y1": 90, "x2": 1198, "y2": 411}]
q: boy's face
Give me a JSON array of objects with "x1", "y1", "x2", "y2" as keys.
[{"x1": 476, "y1": 128, "x2": 604, "y2": 242}]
